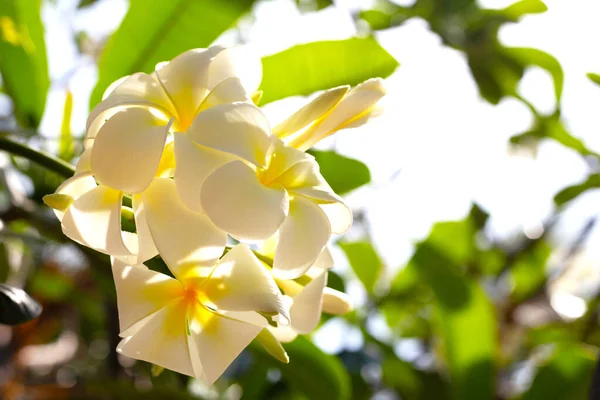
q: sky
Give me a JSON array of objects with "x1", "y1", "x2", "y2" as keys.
[{"x1": 35, "y1": 0, "x2": 600, "y2": 350}]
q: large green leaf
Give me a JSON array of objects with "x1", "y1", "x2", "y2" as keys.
[
  {"x1": 406, "y1": 213, "x2": 497, "y2": 400},
  {"x1": 521, "y1": 343, "x2": 596, "y2": 400},
  {"x1": 339, "y1": 241, "x2": 382, "y2": 294},
  {"x1": 260, "y1": 38, "x2": 399, "y2": 104},
  {"x1": 510, "y1": 240, "x2": 552, "y2": 303},
  {"x1": 90, "y1": 0, "x2": 256, "y2": 107},
  {"x1": 0, "y1": 0, "x2": 49, "y2": 128},
  {"x1": 251, "y1": 336, "x2": 351, "y2": 400},
  {"x1": 309, "y1": 150, "x2": 371, "y2": 195}
]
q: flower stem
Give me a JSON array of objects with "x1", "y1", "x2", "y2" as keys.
[{"x1": 0, "y1": 135, "x2": 75, "y2": 178}]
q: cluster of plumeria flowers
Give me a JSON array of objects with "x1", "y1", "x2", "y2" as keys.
[{"x1": 44, "y1": 45, "x2": 386, "y2": 384}]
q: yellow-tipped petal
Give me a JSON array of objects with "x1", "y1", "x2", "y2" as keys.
[
  {"x1": 256, "y1": 329, "x2": 289, "y2": 363},
  {"x1": 201, "y1": 161, "x2": 289, "y2": 241},
  {"x1": 142, "y1": 178, "x2": 226, "y2": 278},
  {"x1": 61, "y1": 185, "x2": 132, "y2": 256},
  {"x1": 111, "y1": 258, "x2": 183, "y2": 335},
  {"x1": 273, "y1": 195, "x2": 330, "y2": 280},
  {"x1": 322, "y1": 288, "x2": 352, "y2": 315},
  {"x1": 53, "y1": 172, "x2": 97, "y2": 220},
  {"x1": 91, "y1": 108, "x2": 171, "y2": 194},
  {"x1": 273, "y1": 86, "x2": 349, "y2": 138},
  {"x1": 187, "y1": 103, "x2": 272, "y2": 167},
  {"x1": 201, "y1": 244, "x2": 289, "y2": 325}
]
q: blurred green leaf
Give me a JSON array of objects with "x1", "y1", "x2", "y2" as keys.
[
  {"x1": 555, "y1": 174, "x2": 600, "y2": 206},
  {"x1": 510, "y1": 240, "x2": 551, "y2": 302},
  {"x1": 260, "y1": 38, "x2": 398, "y2": 104},
  {"x1": 408, "y1": 213, "x2": 497, "y2": 400},
  {"x1": 309, "y1": 150, "x2": 371, "y2": 195},
  {"x1": 498, "y1": 0, "x2": 547, "y2": 20},
  {"x1": 252, "y1": 336, "x2": 351, "y2": 400},
  {"x1": 339, "y1": 242, "x2": 382, "y2": 294},
  {"x1": 29, "y1": 268, "x2": 75, "y2": 301},
  {"x1": 90, "y1": 0, "x2": 256, "y2": 107},
  {"x1": 587, "y1": 72, "x2": 600, "y2": 86},
  {"x1": 0, "y1": 283, "x2": 42, "y2": 325},
  {"x1": 521, "y1": 344, "x2": 596, "y2": 400},
  {"x1": 59, "y1": 90, "x2": 74, "y2": 161},
  {"x1": 507, "y1": 47, "x2": 563, "y2": 102},
  {"x1": 382, "y1": 357, "x2": 451, "y2": 400},
  {"x1": 0, "y1": 0, "x2": 49, "y2": 127}
]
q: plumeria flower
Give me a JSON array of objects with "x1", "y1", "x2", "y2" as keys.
[
  {"x1": 112, "y1": 241, "x2": 289, "y2": 384},
  {"x1": 86, "y1": 45, "x2": 272, "y2": 214},
  {"x1": 200, "y1": 137, "x2": 352, "y2": 279},
  {"x1": 273, "y1": 78, "x2": 386, "y2": 151}
]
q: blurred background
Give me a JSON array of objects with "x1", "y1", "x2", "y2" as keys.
[{"x1": 1, "y1": 0, "x2": 600, "y2": 398}]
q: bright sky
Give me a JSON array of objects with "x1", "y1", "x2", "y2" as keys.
[{"x1": 37, "y1": 0, "x2": 600, "y2": 351}]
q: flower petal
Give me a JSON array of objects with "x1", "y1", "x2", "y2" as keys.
[
  {"x1": 53, "y1": 172, "x2": 97, "y2": 220},
  {"x1": 61, "y1": 185, "x2": 132, "y2": 256},
  {"x1": 197, "y1": 77, "x2": 251, "y2": 113},
  {"x1": 272, "y1": 159, "x2": 331, "y2": 193},
  {"x1": 273, "y1": 195, "x2": 331, "y2": 279},
  {"x1": 156, "y1": 46, "x2": 224, "y2": 129},
  {"x1": 289, "y1": 271, "x2": 327, "y2": 334},
  {"x1": 320, "y1": 201, "x2": 353, "y2": 235},
  {"x1": 273, "y1": 86, "x2": 348, "y2": 138},
  {"x1": 87, "y1": 72, "x2": 175, "y2": 137},
  {"x1": 207, "y1": 45, "x2": 262, "y2": 94},
  {"x1": 322, "y1": 288, "x2": 352, "y2": 315},
  {"x1": 117, "y1": 301, "x2": 195, "y2": 377},
  {"x1": 290, "y1": 78, "x2": 386, "y2": 150},
  {"x1": 143, "y1": 178, "x2": 226, "y2": 278},
  {"x1": 131, "y1": 194, "x2": 158, "y2": 264},
  {"x1": 201, "y1": 244, "x2": 289, "y2": 324},
  {"x1": 111, "y1": 258, "x2": 183, "y2": 335},
  {"x1": 261, "y1": 138, "x2": 310, "y2": 185},
  {"x1": 312, "y1": 246, "x2": 334, "y2": 270},
  {"x1": 188, "y1": 103, "x2": 272, "y2": 167},
  {"x1": 75, "y1": 148, "x2": 92, "y2": 174},
  {"x1": 201, "y1": 161, "x2": 289, "y2": 241},
  {"x1": 188, "y1": 305, "x2": 262, "y2": 384},
  {"x1": 91, "y1": 107, "x2": 171, "y2": 194},
  {"x1": 173, "y1": 132, "x2": 234, "y2": 212}
]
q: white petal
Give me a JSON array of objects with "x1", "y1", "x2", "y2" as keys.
[
  {"x1": 289, "y1": 271, "x2": 327, "y2": 334},
  {"x1": 53, "y1": 172, "x2": 97, "y2": 220},
  {"x1": 173, "y1": 132, "x2": 234, "y2": 212},
  {"x1": 320, "y1": 201, "x2": 353, "y2": 235},
  {"x1": 87, "y1": 72, "x2": 175, "y2": 137},
  {"x1": 111, "y1": 258, "x2": 183, "y2": 334},
  {"x1": 156, "y1": 46, "x2": 224, "y2": 129},
  {"x1": 75, "y1": 148, "x2": 92, "y2": 174},
  {"x1": 261, "y1": 138, "x2": 310, "y2": 185},
  {"x1": 273, "y1": 86, "x2": 348, "y2": 138},
  {"x1": 91, "y1": 108, "x2": 171, "y2": 194},
  {"x1": 208, "y1": 45, "x2": 262, "y2": 94},
  {"x1": 201, "y1": 244, "x2": 289, "y2": 324},
  {"x1": 131, "y1": 194, "x2": 158, "y2": 264},
  {"x1": 322, "y1": 288, "x2": 352, "y2": 315},
  {"x1": 201, "y1": 161, "x2": 289, "y2": 241},
  {"x1": 290, "y1": 78, "x2": 386, "y2": 150},
  {"x1": 197, "y1": 77, "x2": 251, "y2": 113},
  {"x1": 61, "y1": 185, "x2": 132, "y2": 256},
  {"x1": 268, "y1": 325, "x2": 298, "y2": 343},
  {"x1": 188, "y1": 306, "x2": 262, "y2": 384},
  {"x1": 188, "y1": 103, "x2": 272, "y2": 167},
  {"x1": 312, "y1": 246, "x2": 334, "y2": 270},
  {"x1": 117, "y1": 301, "x2": 195, "y2": 377},
  {"x1": 143, "y1": 178, "x2": 226, "y2": 278},
  {"x1": 271, "y1": 159, "x2": 331, "y2": 193},
  {"x1": 273, "y1": 195, "x2": 331, "y2": 279}
]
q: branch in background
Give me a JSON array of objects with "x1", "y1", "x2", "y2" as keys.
[{"x1": 0, "y1": 135, "x2": 75, "y2": 178}]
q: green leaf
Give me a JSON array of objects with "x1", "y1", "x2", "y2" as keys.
[
  {"x1": 260, "y1": 38, "x2": 399, "y2": 104},
  {"x1": 554, "y1": 174, "x2": 600, "y2": 206},
  {"x1": 251, "y1": 336, "x2": 351, "y2": 400},
  {"x1": 407, "y1": 214, "x2": 497, "y2": 400},
  {"x1": 90, "y1": 0, "x2": 256, "y2": 108},
  {"x1": 339, "y1": 242, "x2": 383, "y2": 294},
  {"x1": 522, "y1": 343, "x2": 596, "y2": 400},
  {"x1": 498, "y1": 0, "x2": 547, "y2": 20},
  {"x1": 587, "y1": 72, "x2": 600, "y2": 86},
  {"x1": 59, "y1": 91, "x2": 74, "y2": 161},
  {"x1": 507, "y1": 47, "x2": 563, "y2": 102},
  {"x1": 0, "y1": 0, "x2": 49, "y2": 127},
  {"x1": 382, "y1": 357, "x2": 451, "y2": 400},
  {"x1": 0, "y1": 283, "x2": 42, "y2": 325},
  {"x1": 309, "y1": 150, "x2": 371, "y2": 195},
  {"x1": 510, "y1": 240, "x2": 551, "y2": 303}
]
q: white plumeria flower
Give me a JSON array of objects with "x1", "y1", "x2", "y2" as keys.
[
  {"x1": 200, "y1": 137, "x2": 352, "y2": 279},
  {"x1": 86, "y1": 45, "x2": 270, "y2": 214},
  {"x1": 112, "y1": 242, "x2": 289, "y2": 384},
  {"x1": 273, "y1": 78, "x2": 386, "y2": 151},
  {"x1": 266, "y1": 246, "x2": 352, "y2": 343}
]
